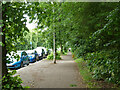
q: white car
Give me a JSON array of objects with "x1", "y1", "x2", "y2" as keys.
[
  {"x1": 34, "y1": 47, "x2": 46, "y2": 59},
  {"x1": 36, "y1": 47, "x2": 47, "y2": 55}
]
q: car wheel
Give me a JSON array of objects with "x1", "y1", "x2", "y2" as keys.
[
  {"x1": 20, "y1": 62, "x2": 23, "y2": 68},
  {"x1": 36, "y1": 56, "x2": 39, "y2": 61},
  {"x1": 39, "y1": 56, "x2": 42, "y2": 60},
  {"x1": 34, "y1": 57, "x2": 36, "y2": 62},
  {"x1": 35, "y1": 57, "x2": 37, "y2": 62},
  {"x1": 27, "y1": 61, "x2": 29, "y2": 65}
]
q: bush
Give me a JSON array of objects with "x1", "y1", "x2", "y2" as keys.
[
  {"x1": 85, "y1": 50, "x2": 120, "y2": 85},
  {"x1": 47, "y1": 52, "x2": 61, "y2": 60},
  {"x1": 72, "y1": 6, "x2": 120, "y2": 86},
  {"x1": 2, "y1": 70, "x2": 29, "y2": 89}
]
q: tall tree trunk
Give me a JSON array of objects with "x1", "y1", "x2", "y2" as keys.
[
  {"x1": 53, "y1": 7, "x2": 56, "y2": 64},
  {"x1": 53, "y1": 31, "x2": 56, "y2": 64},
  {"x1": 2, "y1": 29, "x2": 8, "y2": 77},
  {"x1": 0, "y1": 2, "x2": 2, "y2": 87},
  {"x1": 2, "y1": 3, "x2": 8, "y2": 77}
]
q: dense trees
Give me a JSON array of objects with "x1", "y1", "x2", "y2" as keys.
[
  {"x1": 85, "y1": 4, "x2": 120, "y2": 84},
  {"x1": 59, "y1": 2, "x2": 120, "y2": 84},
  {"x1": 35, "y1": 2, "x2": 119, "y2": 85},
  {"x1": 1, "y1": 2, "x2": 120, "y2": 88}
]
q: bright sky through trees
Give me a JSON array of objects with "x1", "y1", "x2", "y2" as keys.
[{"x1": 24, "y1": 14, "x2": 37, "y2": 30}]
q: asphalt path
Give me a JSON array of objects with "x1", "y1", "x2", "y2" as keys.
[{"x1": 14, "y1": 52, "x2": 86, "y2": 88}]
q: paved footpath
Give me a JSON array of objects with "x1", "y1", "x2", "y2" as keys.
[{"x1": 15, "y1": 52, "x2": 87, "y2": 88}]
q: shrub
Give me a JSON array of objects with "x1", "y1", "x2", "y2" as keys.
[
  {"x1": 47, "y1": 52, "x2": 61, "y2": 60},
  {"x1": 85, "y1": 50, "x2": 120, "y2": 85},
  {"x1": 2, "y1": 70, "x2": 29, "y2": 89}
]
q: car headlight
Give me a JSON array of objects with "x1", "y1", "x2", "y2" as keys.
[
  {"x1": 13, "y1": 65, "x2": 17, "y2": 67},
  {"x1": 29, "y1": 55, "x2": 34, "y2": 58},
  {"x1": 32, "y1": 56, "x2": 34, "y2": 58}
]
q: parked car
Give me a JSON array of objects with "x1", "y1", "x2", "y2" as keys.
[
  {"x1": 42, "y1": 47, "x2": 47, "y2": 57},
  {"x1": 26, "y1": 50, "x2": 39, "y2": 63},
  {"x1": 34, "y1": 47, "x2": 46, "y2": 59},
  {"x1": 34, "y1": 50, "x2": 39, "y2": 60},
  {"x1": 6, "y1": 51, "x2": 29, "y2": 69}
]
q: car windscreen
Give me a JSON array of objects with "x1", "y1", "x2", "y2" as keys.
[
  {"x1": 27, "y1": 53, "x2": 35, "y2": 57},
  {"x1": 22, "y1": 51, "x2": 27, "y2": 56},
  {"x1": 36, "y1": 49, "x2": 42, "y2": 54}
]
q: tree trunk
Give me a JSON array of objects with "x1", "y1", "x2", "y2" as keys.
[
  {"x1": 0, "y1": 3, "x2": 2, "y2": 86},
  {"x1": 2, "y1": 26, "x2": 8, "y2": 77},
  {"x1": 53, "y1": 31, "x2": 56, "y2": 64},
  {"x1": 60, "y1": 43, "x2": 63, "y2": 54},
  {"x1": 2, "y1": 3, "x2": 8, "y2": 77}
]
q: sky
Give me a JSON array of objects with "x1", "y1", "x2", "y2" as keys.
[
  {"x1": 24, "y1": 14, "x2": 48, "y2": 32},
  {"x1": 24, "y1": 14, "x2": 38, "y2": 30}
]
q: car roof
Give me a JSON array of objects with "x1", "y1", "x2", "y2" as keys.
[{"x1": 26, "y1": 50, "x2": 35, "y2": 53}]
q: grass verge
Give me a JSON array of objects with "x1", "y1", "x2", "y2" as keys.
[
  {"x1": 75, "y1": 58, "x2": 96, "y2": 88},
  {"x1": 75, "y1": 58, "x2": 119, "y2": 88}
]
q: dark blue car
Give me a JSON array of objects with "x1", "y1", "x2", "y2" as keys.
[
  {"x1": 6, "y1": 51, "x2": 29, "y2": 69},
  {"x1": 26, "y1": 50, "x2": 39, "y2": 63}
]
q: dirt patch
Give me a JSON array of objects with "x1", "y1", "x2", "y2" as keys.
[{"x1": 89, "y1": 79, "x2": 117, "y2": 88}]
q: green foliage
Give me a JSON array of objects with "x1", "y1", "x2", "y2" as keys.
[
  {"x1": 62, "y1": 51, "x2": 67, "y2": 55},
  {"x1": 83, "y1": 5, "x2": 120, "y2": 85},
  {"x1": 2, "y1": 2, "x2": 120, "y2": 88},
  {"x1": 2, "y1": 70, "x2": 30, "y2": 89},
  {"x1": 2, "y1": 2, "x2": 30, "y2": 89},
  {"x1": 66, "y1": 2, "x2": 120, "y2": 85},
  {"x1": 85, "y1": 50, "x2": 120, "y2": 84},
  {"x1": 15, "y1": 30, "x2": 42, "y2": 50},
  {"x1": 31, "y1": 3, "x2": 119, "y2": 85},
  {"x1": 47, "y1": 52, "x2": 61, "y2": 60},
  {"x1": 2, "y1": 2, "x2": 29, "y2": 53},
  {"x1": 70, "y1": 84, "x2": 77, "y2": 87},
  {"x1": 75, "y1": 58, "x2": 94, "y2": 88}
]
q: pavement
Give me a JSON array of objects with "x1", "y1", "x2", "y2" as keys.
[{"x1": 15, "y1": 52, "x2": 87, "y2": 88}]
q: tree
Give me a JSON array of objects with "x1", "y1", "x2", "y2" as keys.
[{"x1": 2, "y1": 1, "x2": 29, "y2": 77}]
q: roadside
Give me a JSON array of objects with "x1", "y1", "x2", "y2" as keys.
[
  {"x1": 75, "y1": 58, "x2": 119, "y2": 88},
  {"x1": 15, "y1": 52, "x2": 86, "y2": 88}
]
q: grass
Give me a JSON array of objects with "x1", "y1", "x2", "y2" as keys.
[
  {"x1": 75, "y1": 58, "x2": 120, "y2": 88},
  {"x1": 60, "y1": 51, "x2": 68, "y2": 55},
  {"x1": 46, "y1": 52, "x2": 62, "y2": 60},
  {"x1": 70, "y1": 84, "x2": 77, "y2": 87},
  {"x1": 61, "y1": 53, "x2": 67, "y2": 55},
  {"x1": 75, "y1": 58, "x2": 96, "y2": 88}
]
